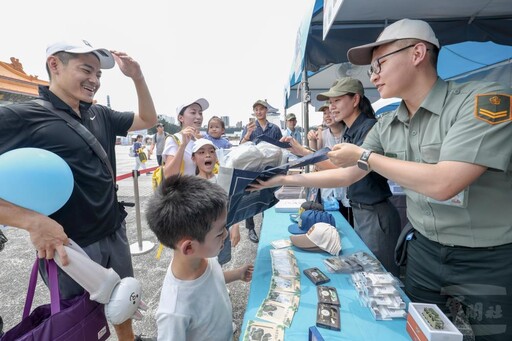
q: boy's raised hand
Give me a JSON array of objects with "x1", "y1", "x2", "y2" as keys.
[{"x1": 224, "y1": 264, "x2": 254, "y2": 284}]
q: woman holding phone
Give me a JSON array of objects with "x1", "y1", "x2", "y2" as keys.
[
  {"x1": 239, "y1": 99, "x2": 283, "y2": 243},
  {"x1": 240, "y1": 100, "x2": 282, "y2": 144}
]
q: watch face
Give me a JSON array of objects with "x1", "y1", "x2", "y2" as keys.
[
  {"x1": 358, "y1": 150, "x2": 372, "y2": 171},
  {"x1": 357, "y1": 160, "x2": 369, "y2": 171}
]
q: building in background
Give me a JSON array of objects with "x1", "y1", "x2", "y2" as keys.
[
  {"x1": 221, "y1": 115, "x2": 230, "y2": 128},
  {"x1": 0, "y1": 57, "x2": 48, "y2": 105}
]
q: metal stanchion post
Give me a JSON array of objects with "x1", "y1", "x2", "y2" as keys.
[
  {"x1": 301, "y1": 65, "x2": 311, "y2": 200},
  {"x1": 129, "y1": 169, "x2": 155, "y2": 255},
  {"x1": 301, "y1": 66, "x2": 311, "y2": 175}
]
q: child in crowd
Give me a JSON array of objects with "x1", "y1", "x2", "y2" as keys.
[
  {"x1": 146, "y1": 175, "x2": 253, "y2": 340},
  {"x1": 192, "y1": 138, "x2": 240, "y2": 265},
  {"x1": 133, "y1": 134, "x2": 149, "y2": 174},
  {"x1": 204, "y1": 116, "x2": 232, "y2": 149}
]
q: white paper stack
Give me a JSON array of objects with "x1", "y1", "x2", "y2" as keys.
[{"x1": 274, "y1": 199, "x2": 306, "y2": 213}]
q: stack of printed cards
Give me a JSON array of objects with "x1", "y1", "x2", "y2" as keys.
[
  {"x1": 323, "y1": 251, "x2": 383, "y2": 273},
  {"x1": 243, "y1": 249, "x2": 300, "y2": 339},
  {"x1": 350, "y1": 271, "x2": 407, "y2": 320},
  {"x1": 242, "y1": 320, "x2": 284, "y2": 341},
  {"x1": 270, "y1": 239, "x2": 293, "y2": 249},
  {"x1": 256, "y1": 249, "x2": 300, "y2": 327}
]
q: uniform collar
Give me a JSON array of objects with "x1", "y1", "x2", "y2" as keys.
[
  {"x1": 393, "y1": 78, "x2": 446, "y2": 123},
  {"x1": 419, "y1": 78, "x2": 447, "y2": 116}
]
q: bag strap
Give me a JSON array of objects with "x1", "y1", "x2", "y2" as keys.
[
  {"x1": 23, "y1": 259, "x2": 61, "y2": 319},
  {"x1": 47, "y1": 260, "x2": 61, "y2": 314},
  {"x1": 22, "y1": 260, "x2": 39, "y2": 318},
  {"x1": 33, "y1": 99, "x2": 115, "y2": 185},
  {"x1": 170, "y1": 134, "x2": 185, "y2": 174}
]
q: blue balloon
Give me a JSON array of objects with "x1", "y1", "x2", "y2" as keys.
[{"x1": 0, "y1": 148, "x2": 74, "y2": 216}]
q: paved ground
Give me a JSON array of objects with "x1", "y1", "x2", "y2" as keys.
[{"x1": 0, "y1": 145, "x2": 260, "y2": 340}]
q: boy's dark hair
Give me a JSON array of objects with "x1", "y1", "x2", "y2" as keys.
[
  {"x1": 146, "y1": 175, "x2": 228, "y2": 249},
  {"x1": 208, "y1": 116, "x2": 225, "y2": 129}
]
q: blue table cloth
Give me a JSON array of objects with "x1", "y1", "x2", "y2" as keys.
[{"x1": 240, "y1": 208, "x2": 411, "y2": 341}]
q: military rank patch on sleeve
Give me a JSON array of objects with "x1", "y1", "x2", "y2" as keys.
[{"x1": 474, "y1": 94, "x2": 511, "y2": 125}]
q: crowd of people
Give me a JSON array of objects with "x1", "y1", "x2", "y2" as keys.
[{"x1": 0, "y1": 17, "x2": 511, "y2": 341}]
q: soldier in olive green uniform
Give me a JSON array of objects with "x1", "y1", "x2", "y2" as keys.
[
  {"x1": 251, "y1": 18, "x2": 512, "y2": 340},
  {"x1": 340, "y1": 19, "x2": 512, "y2": 341}
]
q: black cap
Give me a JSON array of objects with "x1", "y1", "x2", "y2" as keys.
[{"x1": 301, "y1": 201, "x2": 324, "y2": 211}]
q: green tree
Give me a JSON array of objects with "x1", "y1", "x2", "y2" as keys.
[{"x1": 147, "y1": 115, "x2": 180, "y2": 135}]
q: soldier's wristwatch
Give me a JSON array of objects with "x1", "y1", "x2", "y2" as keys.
[{"x1": 357, "y1": 149, "x2": 373, "y2": 171}]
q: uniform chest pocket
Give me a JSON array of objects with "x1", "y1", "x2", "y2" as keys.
[
  {"x1": 384, "y1": 151, "x2": 406, "y2": 160},
  {"x1": 420, "y1": 143, "x2": 441, "y2": 163}
]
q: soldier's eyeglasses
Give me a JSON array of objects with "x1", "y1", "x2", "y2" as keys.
[{"x1": 367, "y1": 44, "x2": 415, "y2": 77}]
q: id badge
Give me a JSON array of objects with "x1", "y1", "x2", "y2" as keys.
[{"x1": 427, "y1": 188, "x2": 468, "y2": 208}]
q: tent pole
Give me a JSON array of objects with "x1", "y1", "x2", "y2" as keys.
[{"x1": 301, "y1": 64, "x2": 311, "y2": 173}]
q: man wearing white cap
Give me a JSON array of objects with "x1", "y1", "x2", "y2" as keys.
[
  {"x1": 0, "y1": 39, "x2": 157, "y2": 340},
  {"x1": 253, "y1": 19, "x2": 512, "y2": 340}
]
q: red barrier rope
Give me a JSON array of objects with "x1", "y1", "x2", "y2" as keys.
[{"x1": 116, "y1": 166, "x2": 159, "y2": 182}]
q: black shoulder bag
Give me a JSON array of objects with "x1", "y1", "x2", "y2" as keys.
[{"x1": 33, "y1": 99, "x2": 115, "y2": 185}]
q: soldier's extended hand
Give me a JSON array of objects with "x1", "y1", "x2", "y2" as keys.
[{"x1": 328, "y1": 143, "x2": 363, "y2": 168}]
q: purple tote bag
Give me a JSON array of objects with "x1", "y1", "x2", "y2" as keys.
[{"x1": 1, "y1": 259, "x2": 110, "y2": 341}]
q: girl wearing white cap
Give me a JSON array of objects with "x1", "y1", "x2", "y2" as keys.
[
  {"x1": 192, "y1": 138, "x2": 241, "y2": 265},
  {"x1": 162, "y1": 98, "x2": 209, "y2": 177}
]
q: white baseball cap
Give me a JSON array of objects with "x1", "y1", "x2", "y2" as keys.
[
  {"x1": 176, "y1": 98, "x2": 209, "y2": 115},
  {"x1": 347, "y1": 19, "x2": 440, "y2": 65},
  {"x1": 192, "y1": 138, "x2": 217, "y2": 154},
  {"x1": 289, "y1": 222, "x2": 341, "y2": 256},
  {"x1": 46, "y1": 39, "x2": 115, "y2": 69}
]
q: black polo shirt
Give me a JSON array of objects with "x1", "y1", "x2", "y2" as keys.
[
  {"x1": 343, "y1": 113, "x2": 392, "y2": 205},
  {"x1": 0, "y1": 86, "x2": 134, "y2": 246}
]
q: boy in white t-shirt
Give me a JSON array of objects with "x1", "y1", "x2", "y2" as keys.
[
  {"x1": 191, "y1": 138, "x2": 240, "y2": 265},
  {"x1": 146, "y1": 175, "x2": 253, "y2": 340}
]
